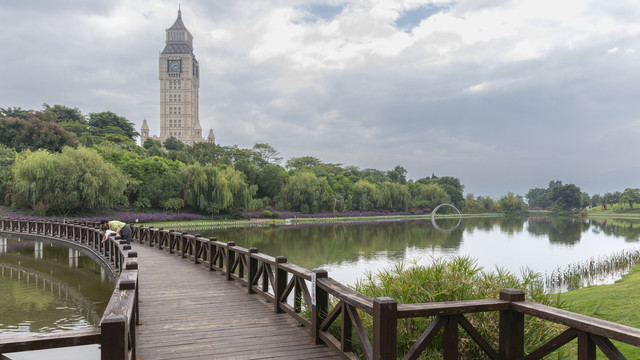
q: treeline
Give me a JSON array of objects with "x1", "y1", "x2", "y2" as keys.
[
  {"x1": 0, "y1": 104, "x2": 516, "y2": 217},
  {"x1": 526, "y1": 180, "x2": 640, "y2": 212}
]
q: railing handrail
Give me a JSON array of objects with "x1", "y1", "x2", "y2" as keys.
[{"x1": 0, "y1": 217, "x2": 138, "y2": 360}]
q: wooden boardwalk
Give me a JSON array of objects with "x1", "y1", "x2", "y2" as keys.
[{"x1": 133, "y1": 243, "x2": 341, "y2": 360}]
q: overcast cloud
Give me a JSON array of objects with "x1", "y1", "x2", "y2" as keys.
[{"x1": 1, "y1": 0, "x2": 639, "y2": 198}]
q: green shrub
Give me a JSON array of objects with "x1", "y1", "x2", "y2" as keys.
[{"x1": 354, "y1": 256, "x2": 567, "y2": 359}]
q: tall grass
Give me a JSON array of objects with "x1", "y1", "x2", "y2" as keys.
[
  {"x1": 354, "y1": 256, "x2": 566, "y2": 359},
  {"x1": 545, "y1": 248, "x2": 640, "y2": 292}
]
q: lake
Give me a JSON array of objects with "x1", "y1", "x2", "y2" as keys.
[
  {"x1": 0, "y1": 237, "x2": 113, "y2": 359},
  {"x1": 202, "y1": 216, "x2": 640, "y2": 287}
]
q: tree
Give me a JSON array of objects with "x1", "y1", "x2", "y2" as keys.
[
  {"x1": 620, "y1": 188, "x2": 640, "y2": 209},
  {"x1": 0, "y1": 145, "x2": 16, "y2": 205},
  {"x1": 12, "y1": 147, "x2": 127, "y2": 216},
  {"x1": 277, "y1": 172, "x2": 332, "y2": 213},
  {"x1": 0, "y1": 107, "x2": 28, "y2": 119},
  {"x1": 88, "y1": 111, "x2": 139, "y2": 140},
  {"x1": 387, "y1": 165, "x2": 407, "y2": 184},
  {"x1": 498, "y1": 192, "x2": 527, "y2": 214},
  {"x1": 163, "y1": 136, "x2": 185, "y2": 151},
  {"x1": 0, "y1": 113, "x2": 78, "y2": 152},
  {"x1": 253, "y1": 143, "x2": 282, "y2": 165},
  {"x1": 549, "y1": 184, "x2": 583, "y2": 211},
  {"x1": 42, "y1": 104, "x2": 86, "y2": 124},
  {"x1": 525, "y1": 188, "x2": 552, "y2": 208},
  {"x1": 352, "y1": 180, "x2": 382, "y2": 211},
  {"x1": 285, "y1": 156, "x2": 324, "y2": 170},
  {"x1": 143, "y1": 138, "x2": 162, "y2": 150}
]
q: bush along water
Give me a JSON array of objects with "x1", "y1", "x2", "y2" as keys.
[{"x1": 353, "y1": 256, "x2": 567, "y2": 359}]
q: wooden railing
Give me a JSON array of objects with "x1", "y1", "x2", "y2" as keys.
[
  {"x1": 0, "y1": 218, "x2": 138, "y2": 360},
  {"x1": 3, "y1": 218, "x2": 640, "y2": 359},
  {"x1": 132, "y1": 224, "x2": 640, "y2": 360}
]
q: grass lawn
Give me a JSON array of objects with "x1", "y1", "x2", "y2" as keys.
[{"x1": 561, "y1": 265, "x2": 640, "y2": 358}]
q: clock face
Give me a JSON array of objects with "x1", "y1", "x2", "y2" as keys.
[{"x1": 169, "y1": 60, "x2": 181, "y2": 72}]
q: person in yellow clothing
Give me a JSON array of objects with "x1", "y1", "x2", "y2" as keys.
[{"x1": 100, "y1": 220, "x2": 132, "y2": 244}]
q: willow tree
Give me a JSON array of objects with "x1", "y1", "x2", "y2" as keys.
[
  {"x1": 12, "y1": 147, "x2": 127, "y2": 216},
  {"x1": 277, "y1": 172, "x2": 332, "y2": 213},
  {"x1": 352, "y1": 180, "x2": 382, "y2": 211},
  {"x1": 182, "y1": 163, "x2": 254, "y2": 215}
]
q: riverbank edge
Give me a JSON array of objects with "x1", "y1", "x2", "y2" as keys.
[{"x1": 140, "y1": 212, "x2": 505, "y2": 230}]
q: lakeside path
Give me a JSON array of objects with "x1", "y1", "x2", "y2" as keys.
[{"x1": 132, "y1": 242, "x2": 340, "y2": 360}]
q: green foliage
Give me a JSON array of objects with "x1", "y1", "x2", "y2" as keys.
[
  {"x1": 355, "y1": 257, "x2": 565, "y2": 359},
  {"x1": 181, "y1": 163, "x2": 255, "y2": 215},
  {"x1": 0, "y1": 145, "x2": 16, "y2": 205},
  {"x1": 549, "y1": 183, "x2": 583, "y2": 211},
  {"x1": 143, "y1": 138, "x2": 162, "y2": 150},
  {"x1": 42, "y1": 104, "x2": 86, "y2": 124},
  {"x1": 277, "y1": 172, "x2": 332, "y2": 213},
  {"x1": 410, "y1": 182, "x2": 450, "y2": 209},
  {"x1": 0, "y1": 107, "x2": 28, "y2": 119},
  {"x1": 12, "y1": 147, "x2": 127, "y2": 216},
  {"x1": 163, "y1": 136, "x2": 185, "y2": 151},
  {"x1": 498, "y1": 192, "x2": 527, "y2": 214},
  {"x1": 526, "y1": 187, "x2": 552, "y2": 208},
  {"x1": 352, "y1": 179, "x2": 382, "y2": 211},
  {"x1": 162, "y1": 198, "x2": 185, "y2": 212},
  {"x1": 0, "y1": 112, "x2": 78, "y2": 152},
  {"x1": 620, "y1": 189, "x2": 640, "y2": 210},
  {"x1": 88, "y1": 111, "x2": 139, "y2": 141},
  {"x1": 252, "y1": 143, "x2": 282, "y2": 165}
]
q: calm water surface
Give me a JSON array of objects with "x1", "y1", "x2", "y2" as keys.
[
  {"x1": 203, "y1": 217, "x2": 640, "y2": 286},
  {"x1": 0, "y1": 236, "x2": 113, "y2": 359}
]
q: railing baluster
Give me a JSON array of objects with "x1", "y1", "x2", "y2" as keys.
[{"x1": 499, "y1": 288, "x2": 525, "y2": 360}]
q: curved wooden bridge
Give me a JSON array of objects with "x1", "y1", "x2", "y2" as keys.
[
  {"x1": 132, "y1": 241, "x2": 339, "y2": 359},
  {"x1": 2, "y1": 218, "x2": 640, "y2": 360}
]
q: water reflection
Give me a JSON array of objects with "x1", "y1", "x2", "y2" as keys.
[
  {"x1": 203, "y1": 217, "x2": 640, "y2": 286},
  {"x1": 0, "y1": 237, "x2": 113, "y2": 336}
]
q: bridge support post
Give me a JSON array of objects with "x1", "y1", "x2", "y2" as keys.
[
  {"x1": 373, "y1": 297, "x2": 397, "y2": 360},
  {"x1": 499, "y1": 288, "x2": 525, "y2": 360},
  {"x1": 312, "y1": 269, "x2": 328, "y2": 344},
  {"x1": 274, "y1": 256, "x2": 287, "y2": 313}
]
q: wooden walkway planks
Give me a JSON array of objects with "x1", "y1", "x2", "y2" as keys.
[{"x1": 133, "y1": 243, "x2": 341, "y2": 360}]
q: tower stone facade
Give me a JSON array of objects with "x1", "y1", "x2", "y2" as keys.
[{"x1": 141, "y1": 9, "x2": 215, "y2": 146}]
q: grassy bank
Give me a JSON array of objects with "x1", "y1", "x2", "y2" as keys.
[{"x1": 561, "y1": 264, "x2": 640, "y2": 358}]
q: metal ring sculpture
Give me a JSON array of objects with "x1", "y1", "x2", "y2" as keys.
[{"x1": 430, "y1": 203, "x2": 462, "y2": 232}]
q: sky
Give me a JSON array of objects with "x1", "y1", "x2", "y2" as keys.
[{"x1": 1, "y1": 0, "x2": 640, "y2": 198}]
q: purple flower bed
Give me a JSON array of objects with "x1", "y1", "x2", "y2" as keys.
[
  {"x1": 0, "y1": 206, "x2": 206, "y2": 223},
  {"x1": 248, "y1": 208, "x2": 430, "y2": 219}
]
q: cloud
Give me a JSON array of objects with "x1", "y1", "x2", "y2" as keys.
[{"x1": 1, "y1": 0, "x2": 640, "y2": 198}]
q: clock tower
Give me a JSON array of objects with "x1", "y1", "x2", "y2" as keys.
[{"x1": 148, "y1": 9, "x2": 211, "y2": 146}]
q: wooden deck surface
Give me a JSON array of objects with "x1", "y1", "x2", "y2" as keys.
[{"x1": 133, "y1": 243, "x2": 341, "y2": 360}]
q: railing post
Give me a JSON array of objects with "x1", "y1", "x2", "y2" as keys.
[
  {"x1": 443, "y1": 315, "x2": 459, "y2": 360},
  {"x1": 577, "y1": 332, "x2": 596, "y2": 360},
  {"x1": 226, "y1": 241, "x2": 235, "y2": 281},
  {"x1": 499, "y1": 288, "x2": 525, "y2": 360},
  {"x1": 247, "y1": 247, "x2": 258, "y2": 294},
  {"x1": 208, "y1": 237, "x2": 216, "y2": 271},
  {"x1": 101, "y1": 314, "x2": 127, "y2": 360},
  {"x1": 373, "y1": 297, "x2": 397, "y2": 360},
  {"x1": 312, "y1": 269, "x2": 328, "y2": 345},
  {"x1": 274, "y1": 256, "x2": 287, "y2": 314}
]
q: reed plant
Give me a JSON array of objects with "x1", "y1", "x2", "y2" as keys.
[
  {"x1": 353, "y1": 256, "x2": 567, "y2": 359},
  {"x1": 544, "y1": 248, "x2": 640, "y2": 292}
]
